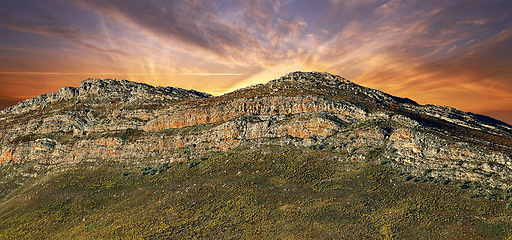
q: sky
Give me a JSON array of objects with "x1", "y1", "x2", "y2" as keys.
[{"x1": 1, "y1": 0, "x2": 512, "y2": 124}]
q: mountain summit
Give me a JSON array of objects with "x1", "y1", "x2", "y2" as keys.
[
  {"x1": 1, "y1": 71, "x2": 512, "y2": 238},
  {"x1": 1, "y1": 78, "x2": 210, "y2": 115}
]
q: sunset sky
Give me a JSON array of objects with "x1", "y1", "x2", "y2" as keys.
[{"x1": 1, "y1": 0, "x2": 512, "y2": 123}]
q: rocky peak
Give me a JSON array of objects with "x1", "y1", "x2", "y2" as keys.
[
  {"x1": 1, "y1": 71, "x2": 512, "y2": 238},
  {"x1": 1, "y1": 78, "x2": 211, "y2": 116},
  {"x1": 272, "y1": 71, "x2": 350, "y2": 84},
  {"x1": 0, "y1": 70, "x2": 512, "y2": 192},
  {"x1": 78, "y1": 78, "x2": 211, "y2": 99}
]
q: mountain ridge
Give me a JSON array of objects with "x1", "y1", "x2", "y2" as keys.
[
  {"x1": 1, "y1": 78, "x2": 211, "y2": 116},
  {"x1": 1, "y1": 71, "x2": 512, "y2": 238},
  {"x1": 1, "y1": 71, "x2": 511, "y2": 184},
  {"x1": 3, "y1": 71, "x2": 511, "y2": 133}
]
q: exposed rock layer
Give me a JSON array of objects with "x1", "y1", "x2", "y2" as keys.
[{"x1": 1, "y1": 71, "x2": 511, "y2": 189}]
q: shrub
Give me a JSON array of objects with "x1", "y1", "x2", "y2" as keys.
[
  {"x1": 188, "y1": 161, "x2": 200, "y2": 169},
  {"x1": 487, "y1": 194, "x2": 497, "y2": 200},
  {"x1": 403, "y1": 175, "x2": 413, "y2": 181},
  {"x1": 440, "y1": 179, "x2": 450, "y2": 185},
  {"x1": 141, "y1": 167, "x2": 152, "y2": 175},
  {"x1": 309, "y1": 144, "x2": 326, "y2": 150},
  {"x1": 157, "y1": 163, "x2": 171, "y2": 173},
  {"x1": 458, "y1": 180, "x2": 471, "y2": 189}
]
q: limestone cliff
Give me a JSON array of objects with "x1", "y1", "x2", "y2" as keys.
[{"x1": 1, "y1": 71, "x2": 511, "y2": 193}]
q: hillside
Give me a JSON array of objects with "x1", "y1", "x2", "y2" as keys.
[{"x1": 1, "y1": 71, "x2": 512, "y2": 239}]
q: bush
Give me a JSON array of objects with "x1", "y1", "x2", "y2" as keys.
[
  {"x1": 458, "y1": 181, "x2": 471, "y2": 189},
  {"x1": 141, "y1": 167, "x2": 152, "y2": 175},
  {"x1": 487, "y1": 194, "x2": 497, "y2": 200},
  {"x1": 158, "y1": 163, "x2": 170, "y2": 173},
  {"x1": 309, "y1": 144, "x2": 326, "y2": 150},
  {"x1": 440, "y1": 179, "x2": 450, "y2": 185},
  {"x1": 188, "y1": 161, "x2": 201, "y2": 169}
]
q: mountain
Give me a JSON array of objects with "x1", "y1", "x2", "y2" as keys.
[{"x1": 1, "y1": 71, "x2": 511, "y2": 239}]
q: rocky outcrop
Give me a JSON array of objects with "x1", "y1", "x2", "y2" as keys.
[
  {"x1": 0, "y1": 71, "x2": 511, "y2": 190},
  {"x1": 143, "y1": 96, "x2": 366, "y2": 130},
  {"x1": 0, "y1": 78, "x2": 211, "y2": 116}
]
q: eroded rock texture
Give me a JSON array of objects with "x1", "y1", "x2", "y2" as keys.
[{"x1": 1, "y1": 71, "x2": 511, "y2": 190}]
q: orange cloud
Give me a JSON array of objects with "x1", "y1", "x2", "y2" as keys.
[{"x1": 1, "y1": 0, "x2": 512, "y2": 124}]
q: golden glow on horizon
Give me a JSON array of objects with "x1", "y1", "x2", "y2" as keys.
[
  {"x1": 1, "y1": 0, "x2": 512, "y2": 123},
  {"x1": 0, "y1": 72, "x2": 244, "y2": 76}
]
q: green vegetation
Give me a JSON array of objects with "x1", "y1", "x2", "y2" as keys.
[{"x1": 0, "y1": 144, "x2": 511, "y2": 239}]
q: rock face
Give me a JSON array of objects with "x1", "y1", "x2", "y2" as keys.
[
  {"x1": 1, "y1": 78, "x2": 211, "y2": 116},
  {"x1": 1, "y1": 71, "x2": 512, "y2": 191}
]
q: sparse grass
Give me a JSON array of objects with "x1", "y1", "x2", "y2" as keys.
[{"x1": 0, "y1": 144, "x2": 511, "y2": 239}]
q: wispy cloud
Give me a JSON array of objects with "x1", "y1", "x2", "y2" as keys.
[
  {"x1": 71, "y1": 0, "x2": 251, "y2": 61},
  {"x1": 1, "y1": 0, "x2": 512, "y2": 123},
  {"x1": 70, "y1": 0, "x2": 309, "y2": 67},
  {"x1": 0, "y1": 7, "x2": 128, "y2": 56},
  {"x1": 289, "y1": 0, "x2": 512, "y2": 118}
]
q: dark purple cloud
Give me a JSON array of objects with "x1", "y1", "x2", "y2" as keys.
[
  {"x1": 0, "y1": 2, "x2": 128, "y2": 56},
  {"x1": 1, "y1": 0, "x2": 512, "y2": 123},
  {"x1": 71, "y1": 0, "x2": 254, "y2": 59},
  {"x1": 70, "y1": 0, "x2": 309, "y2": 65}
]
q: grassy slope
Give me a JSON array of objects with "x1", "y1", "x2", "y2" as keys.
[{"x1": 0, "y1": 144, "x2": 511, "y2": 239}]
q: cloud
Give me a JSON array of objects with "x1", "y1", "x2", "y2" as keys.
[
  {"x1": 1, "y1": 0, "x2": 512, "y2": 123},
  {"x1": 70, "y1": 0, "x2": 307, "y2": 67},
  {"x1": 71, "y1": 0, "x2": 250, "y2": 60},
  {"x1": 296, "y1": 0, "x2": 512, "y2": 118},
  {"x1": 0, "y1": 7, "x2": 128, "y2": 56},
  {"x1": 328, "y1": 0, "x2": 384, "y2": 14}
]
